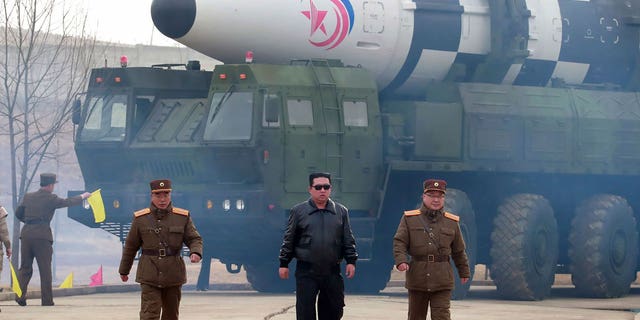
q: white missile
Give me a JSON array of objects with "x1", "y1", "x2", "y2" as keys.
[{"x1": 151, "y1": 0, "x2": 640, "y2": 95}]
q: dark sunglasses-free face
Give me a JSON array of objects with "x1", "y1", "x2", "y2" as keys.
[{"x1": 312, "y1": 184, "x2": 331, "y2": 190}]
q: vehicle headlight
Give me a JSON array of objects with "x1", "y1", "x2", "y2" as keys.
[
  {"x1": 223, "y1": 199, "x2": 231, "y2": 212},
  {"x1": 235, "y1": 199, "x2": 245, "y2": 211}
]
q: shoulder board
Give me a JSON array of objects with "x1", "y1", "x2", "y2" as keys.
[
  {"x1": 404, "y1": 209, "x2": 421, "y2": 216},
  {"x1": 172, "y1": 207, "x2": 189, "y2": 216},
  {"x1": 134, "y1": 208, "x2": 151, "y2": 217},
  {"x1": 444, "y1": 212, "x2": 460, "y2": 222}
]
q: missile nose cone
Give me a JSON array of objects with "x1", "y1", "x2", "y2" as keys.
[{"x1": 151, "y1": 0, "x2": 196, "y2": 39}]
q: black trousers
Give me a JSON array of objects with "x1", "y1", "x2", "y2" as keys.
[{"x1": 295, "y1": 261, "x2": 345, "y2": 320}]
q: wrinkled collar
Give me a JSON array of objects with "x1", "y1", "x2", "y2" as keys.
[
  {"x1": 150, "y1": 202, "x2": 173, "y2": 218},
  {"x1": 420, "y1": 205, "x2": 443, "y2": 222},
  {"x1": 307, "y1": 198, "x2": 337, "y2": 215}
]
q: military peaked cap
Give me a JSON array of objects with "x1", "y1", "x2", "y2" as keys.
[
  {"x1": 423, "y1": 179, "x2": 446, "y2": 194},
  {"x1": 150, "y1": 179, "x2": 172, "y2": 193},
  {"x1": 40, "y1": 173, "x2": 58, "y2": 186}
]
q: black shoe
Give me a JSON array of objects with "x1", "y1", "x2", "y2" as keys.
[{"x1": 15, "y1": 298, "x2": 26, "y2": 306}]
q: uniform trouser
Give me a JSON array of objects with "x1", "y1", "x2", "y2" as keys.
[
  {"x1": 17, "y1": 238, "x2": 54, "y2": 305},
  {"x1": 140, "y1": 283, "x2": 182, "y2": 320},
  {"x1": 408, "y1": 289, "x2": 451, "y2": 320},
  {"x1": 295, "y1": 261, "x2": 345, "y2": 320}
]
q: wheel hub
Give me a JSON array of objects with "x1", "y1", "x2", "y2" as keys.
[
  {"x1": 533, "y1": 229, "x2": 548, "y2": 271},
  {"x1": 609, "y1": 229, "x2": 627, "y2": 274}
]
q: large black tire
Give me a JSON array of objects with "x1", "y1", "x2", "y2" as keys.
[
  {"x1": 344, "y1": 261, "x2": 392, "y2": 294},
  {"x1": 490, "y1": 194, "x2": 558, "y2": 300},
  {"x1": 444, "y1": 189, "x2": 477, "y2": 300},
  {"x1": 245, "y1": 263, "x2": 295, "y2": 293},
  {"x1": 568, "y1": 194, "x2": 639, "y2": 298}
]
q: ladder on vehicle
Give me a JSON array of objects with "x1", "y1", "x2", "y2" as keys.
[{"x1": 309, "y1": 61, "x2": 345, "y2": 196}]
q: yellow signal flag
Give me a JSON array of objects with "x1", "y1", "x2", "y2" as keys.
[
  {"x1": 88, "y1": 189, "x2": 106, "y2": 223},
  {"x1": 9, "y1": 261, "x2": 22, "y2": 297},
  {"x1": 59, "y1": 272, "x2": 73, "y2": 288}
]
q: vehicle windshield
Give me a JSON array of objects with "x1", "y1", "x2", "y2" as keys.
[
  {"x1": 79, "y1": 94, "x2": 128, "y2": 142},
  {"x1": 203, "y1": 90, "x2": 253, "y2": 141}
]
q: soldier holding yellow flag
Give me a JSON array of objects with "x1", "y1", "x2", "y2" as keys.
[{"x1": 14, "y1": 173, "x2": 91, "y2": 307}]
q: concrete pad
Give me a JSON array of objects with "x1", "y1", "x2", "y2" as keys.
[{"x1": 0, "y1": 286, "x2": 638, "y2": 319}]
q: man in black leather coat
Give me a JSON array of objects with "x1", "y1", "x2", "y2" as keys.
[{"x1": 279, "y1": 172, "x2": 358, "y2": 320}]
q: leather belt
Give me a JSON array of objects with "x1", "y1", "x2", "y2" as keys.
[
  {"x1": 25, "y1": 220, "x2": 49, "y2": 225},
  {"x1": 141, "y1": 248, "x2": 181, "y2": 257},
  {"x1": 414, "y1": 254, "x2": 450, "y2": 263}
]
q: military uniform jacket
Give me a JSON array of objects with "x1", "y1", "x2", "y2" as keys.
[
  {"x1": 118, "y1": 204, "x2": 203, "y2": 288},
  {"x1": 16, "y1": 189, "x2": 83, "y2": 241},
  {"x1": 0, "y1": 206, "x2": 10, "y2": 251},
  {"x1": 393, "y1": 208, "x2": 470, "y2": 292}
]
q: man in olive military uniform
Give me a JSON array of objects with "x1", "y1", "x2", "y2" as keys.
[
  {"x1": 119, "y1": 179, "x2": 203, "y2": 320},
  {"x1": 0, "y1": 204, "x2": 11, "y2": 270},
  {"x1": 0, "y1": 204, "x2": 12, "y2": 297},
  {"x1": 393, "y1": 179, "x2": 470, "y2": 320},
  {"x1": 14, "y1": 173, "x2": 91, "y2": 306}
]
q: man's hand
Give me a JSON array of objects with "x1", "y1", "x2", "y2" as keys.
[
  {"x1": 345, "y1": 264, "x2": 356, "y2": 279},
  {"x1": 279, "y1": 267, "x2": 289, "y2": 279},
  {"x1": 190, "y1": 253, "x2": 201, "y2": 263},
  {"x1": 396, "y1": 262, "x2": 409, "y2": 272},
  {"x1": 81, "y1": 192, "x2": 92, "y2": 199},
  {"x1": 461, "y1": 277, "x2": 469, "y2": 284},
  {"x1": 120, "y1": 274, "x2": 129, "y2": 282},
  {"x1": 5, "y1": 248, "x2": 11, "y2": 258}
]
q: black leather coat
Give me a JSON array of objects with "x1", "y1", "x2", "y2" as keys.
[{"x1": 279, "y1": 198, "x2": 357, "y2": 270}]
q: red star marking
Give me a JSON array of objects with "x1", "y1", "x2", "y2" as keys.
[{"x1": 301, "y1": 0, "x2": 328, "y2": 36}]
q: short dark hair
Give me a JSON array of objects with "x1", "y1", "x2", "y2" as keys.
[{"x1": 309, "y1": 172, "x2": 331, "y2": 186}]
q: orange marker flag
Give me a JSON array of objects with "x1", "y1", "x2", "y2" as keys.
[
  {"x1": 9, "y1": 261, "x2": 22, "y2": 297},
  {"x1": 87, "y1": 189, "x2": 106, "y2": 223},
  {"x1": 89, "y1": 265, "x2": 103, "y2": 287}
]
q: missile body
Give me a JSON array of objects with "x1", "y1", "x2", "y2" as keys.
[{"x1": 152, "y1": 0, "x2": 640, "y2": 95}]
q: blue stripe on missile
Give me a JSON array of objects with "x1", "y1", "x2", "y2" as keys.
[
  {"x1": 381, "y1": 0, "x2": 463, "y2": 97},
  {"x1": 341, "y1": 0, "x2": 355, "y2": 32}
]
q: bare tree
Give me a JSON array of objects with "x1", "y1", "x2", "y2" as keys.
[{"x1": 0, "y1": 0, "x2": 97, "y2": 268}]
